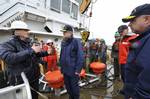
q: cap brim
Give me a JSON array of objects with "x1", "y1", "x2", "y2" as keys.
[
  {"x1": 11, "y1": 28, "x2": 30, "y2": 31},
  {"x1": 122, "y1": 16, "x2": 136, "y2": 23},
  {"x1": 60, "y1": 29, "x2": 67, "y2": 32},
  {"x1": 60, "y1": 30, "x2": 73, "y2": 32}
]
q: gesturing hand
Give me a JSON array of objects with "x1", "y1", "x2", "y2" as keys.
[{"x1": 31, "y1": 43, "x2": 42, "y2": 53}]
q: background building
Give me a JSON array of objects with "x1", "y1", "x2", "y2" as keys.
[{"x1": 0, "y1": 0, "x2": 90, "y2": 52}]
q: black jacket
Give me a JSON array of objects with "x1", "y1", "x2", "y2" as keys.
[{"x1": 0, "y1": 36, "x2": 48, "y2": 85}]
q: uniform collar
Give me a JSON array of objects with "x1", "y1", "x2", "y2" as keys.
[
  {"x1": 62, "y1": 37, "x2": 73, "y2": 45},
  {"x1": 130, "y1": 27, "x2": 150, "y2": 43},
  {"x1": 139, "y1": 26, "x2": 150, "y2": 38},
  {"x1": 130, "y1": 27, "x2": 150, "y2": 49}
]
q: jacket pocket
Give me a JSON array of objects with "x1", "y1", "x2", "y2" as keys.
[{"x1": 70, "y1": 46, "x2": 77, "y2": 57}]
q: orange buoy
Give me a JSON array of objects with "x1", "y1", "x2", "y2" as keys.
[
  {"x1": 80, "y1": 69, "x2": 86, "y2": 78},
  {"x1": 90, "y1": 62, "x2": 106, "y2": 75},
  {"x1": 45, "y1": 70, "x2": 64, "y2": 89}
]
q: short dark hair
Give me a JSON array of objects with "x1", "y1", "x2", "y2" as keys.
[{"x1": 118, "y1": 25, "x2": 128, "y2": 33}]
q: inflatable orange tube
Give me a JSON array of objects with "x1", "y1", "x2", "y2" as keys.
[
  {"x1": 45, "y1": 70, "x2": 64, "y2": 89},
  {"x1": 90, "y1": 62, "x2": 106, "y2": 75}
]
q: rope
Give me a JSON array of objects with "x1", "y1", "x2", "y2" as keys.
[{"x1": 30, "y1": 87, "x2": 48, "y2": 99}]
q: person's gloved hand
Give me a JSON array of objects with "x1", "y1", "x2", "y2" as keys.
[
  {"x1": 31, "y1": 43, "x2": 42, "y2": 53},
  {"x1": 75, "y1": 72, "x2": 80, "y2": 76}
]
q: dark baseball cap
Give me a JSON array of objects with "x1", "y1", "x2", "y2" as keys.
[
  {"x1": 122, "y1": 4, "x2": 150, "y2": 23},
  {"x1": 118, "y1": 25, "x2": 128, "y2": 33},
  {"x1": 60, "y1": 25, "x2": 73, "y2": 32}
]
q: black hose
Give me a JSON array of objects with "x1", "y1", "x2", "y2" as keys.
[{"x1": 82, "y1": 64, "x2": 123, "y2": 97}]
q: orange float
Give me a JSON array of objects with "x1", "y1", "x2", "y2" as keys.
[
  {"x1": 90, "y1": 62, "x2": 106, "y2": 75},
  {"x1": 45, "y1": 70, "x2": 64, "y2": 89},
  {"x1": 80, "y1": 69, "x2": 86, "y2": 78}
]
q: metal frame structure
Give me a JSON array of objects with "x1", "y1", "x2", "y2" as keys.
[
  {"x1": 0, "y1": 72, "x2": 32, "y2": 99},
  {"x1": 39, "y1": 72, "x2": 100, "y2": 95}
]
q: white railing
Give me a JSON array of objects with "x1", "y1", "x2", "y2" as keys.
[{"x1": 0, "y1": 72, "x2": 32, "y2": 99}]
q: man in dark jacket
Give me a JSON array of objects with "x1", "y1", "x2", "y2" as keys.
[
  {"x1": 60, "y1": 25, "x2": 84, "y2": 99},
  {"x1": 0, "y1": 21, "x2": 52, "y2": 99},
  {"x1": 99, "y1": 39, "x2": 107, "y2": 64},
  {"x1": 112, "y1": 32, "x2": 120, "y2": 79},
  {"x1": 89, "y1": 39, "x2": 99, "y2": 62},
  {"x1": 122, "y1": 4, "x2": 150, "y2": 99}
]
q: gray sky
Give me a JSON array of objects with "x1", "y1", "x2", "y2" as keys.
[{"x1": 90, "y1": 0, "x2": 150, "y2": 45}]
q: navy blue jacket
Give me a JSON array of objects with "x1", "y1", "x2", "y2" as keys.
[
  {"x1": 0, "y1": 36, "x2": 48, "y2": 85},
  {"x1": 60, "y1": 38, "x2": 84, "y2": 76},
  {"x1": 124, "y1": 28, "x2": 150, "y2": 98}
]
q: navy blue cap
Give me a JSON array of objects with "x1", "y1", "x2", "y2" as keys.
[
  {"x1": 122, "y1": 4, "x2": 150, "y2": 23},
  {"x1": 60, "y1": 25, "x2": 73, "y2": 32}
]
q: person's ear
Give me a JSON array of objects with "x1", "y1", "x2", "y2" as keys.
[
  {"x1": 14, "y1": 31, "x2": 19, "y2": 35},
  {"x1": 147, "y1": 16, "x2": 150, "y2": 25},
  {"x1": 144, "y1": 16, "x2": 150, "y2": 25}
]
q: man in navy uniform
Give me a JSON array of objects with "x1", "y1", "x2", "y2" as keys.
[
  {"x1": 60, "y1": 25, "x2": 84, "y2": 99},
  {"x1": 122, "y1": 4, "x2": 150, "y2": 99}
]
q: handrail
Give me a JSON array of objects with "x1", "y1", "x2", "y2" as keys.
[
  {"x1": 0, "y1": 12, "x2": 19, "y2": 24},
  {"x1": 0, "y1": 2, "x2": 24, "y2": 16},
  {"x1": 0, "y1": 72, "x2": 32, "y2": 99},
  {"x1": 0, "y1": 2, "x2": 37, "y2": 16},
  {"x1": 21, "y1": 72, "x2": 32, "y2": 99},
  {"x1": 0, "y1": 2, "x2": 37, "y2": 25}
]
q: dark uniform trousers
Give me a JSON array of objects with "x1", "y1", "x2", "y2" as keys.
[{"x1": 64, "y1": 74, "x2": 80, "y2": 99}]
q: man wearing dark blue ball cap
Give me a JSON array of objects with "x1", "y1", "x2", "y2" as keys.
[{"x1": 122, "y1": 3, "x2": 150, "y2": 99}]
